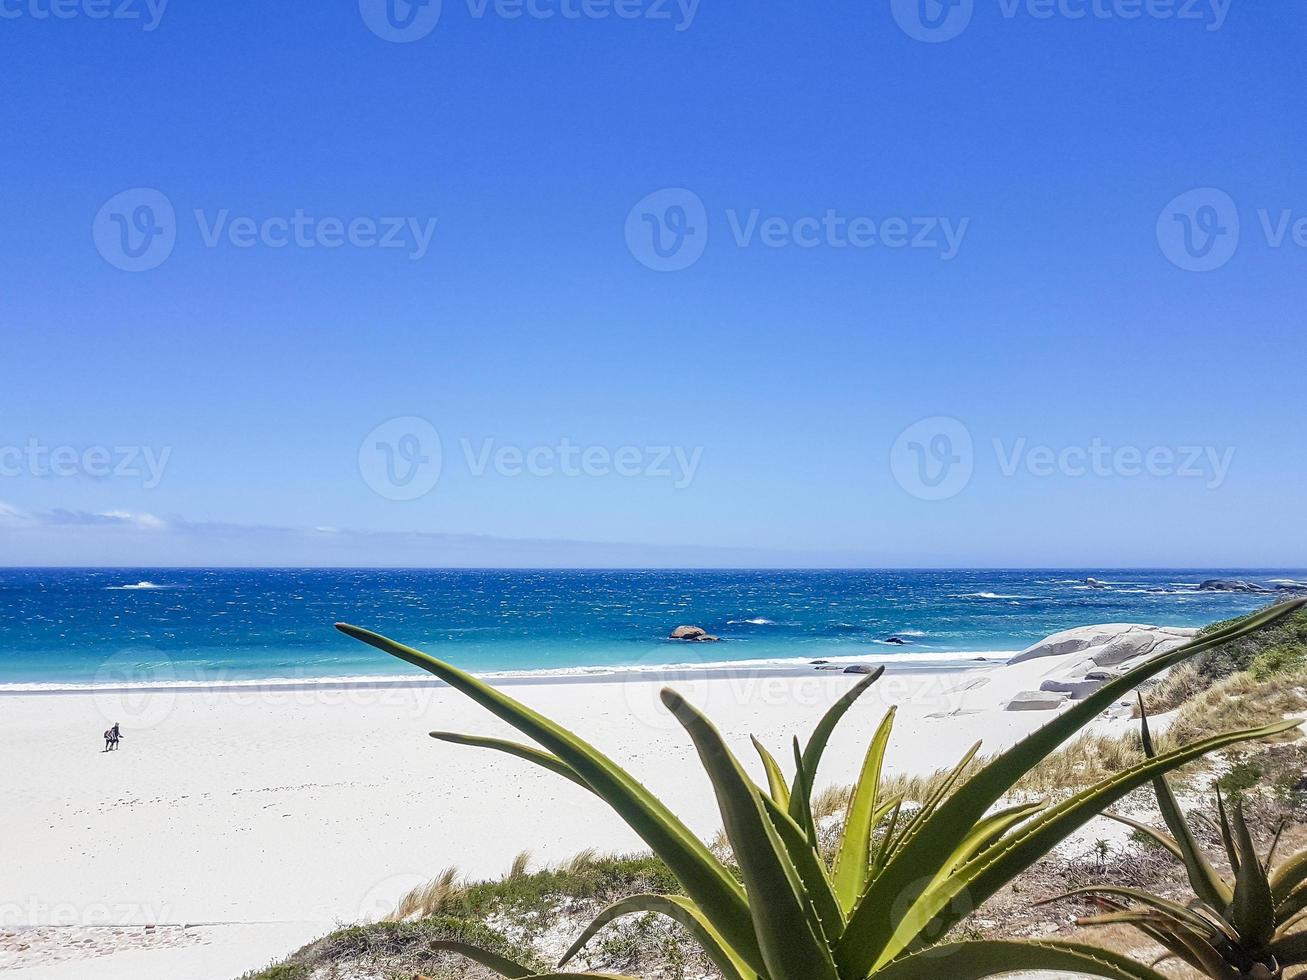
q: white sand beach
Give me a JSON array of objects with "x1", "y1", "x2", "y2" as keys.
[{"x1": 0, "y1": 635, "x2": 1162, "y2": 979}]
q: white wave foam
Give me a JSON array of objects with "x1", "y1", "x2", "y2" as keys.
[
  {"x1": 950, "y1": 592, "x2": 1043, "y2": 600},
  {"x1": 108, "y1": 581, "x2": 169, "y2": 591},
  {"x1": 0, "y1": 649, "x2": 1018, "y2": 695},
  {"x1": 727, "y1": 618, "x2": 775, "y2": 625}
]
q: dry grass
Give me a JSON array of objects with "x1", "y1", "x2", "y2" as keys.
[
  {"x1": 1160, "y1": 669, "x2": 1307, "y2": 749},
  {"x1": 814, "y1": 668, "x2": 1307, "y2": 815},
  {"x1": 392, "y1": 866, "x2": 462, "y2": 921},
  {"x1": 508, "y1": 850, "x2": 531, "y2": 879}
]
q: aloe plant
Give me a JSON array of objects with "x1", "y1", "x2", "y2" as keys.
[
  {"x1": 1049, "y1": 701, "x2": 1307, "y2": 979},
  {"x1": 338, "y1": 598, "x2": 1304, "y2": 980}
]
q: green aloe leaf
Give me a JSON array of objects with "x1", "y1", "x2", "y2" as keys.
[
  {"x1": 1102, "y1": 812, "x2": 1184, "y2": 862},
  {"x1": 790, "y1": 738, "x2": 820, "y2": 845},
  {"x1": 759, "y1": 792, "x2": 845, "y2": 933},
  {"x1": 790, "y1": 667, "x2": 884, "y2": 818},
  {"x1": 868, "y1": 938, "x2": 1171, "y2": 980},
  {"x1": 1138, "y1": 703, "x2": 1233, "y2": 911},
  {"x1": 880, "y1": 742, "x2": 982, "y2": 867},
  {"x1": 1216, "y1": 787, "x2": 1242, "y2": 876},
  {"x1": 750, "y1": 737, "x2": 791, "y2": 809},
  {"x1": 661, "y1": 688, "x2": 840, "y2": 980},
  {"x1": 1050, "y1": 885, "x2": 1232, "y2": 941},
  {"x1": 336, "y1": 624, "x2": 764, "y2": 975},
  {"x1": 831, "y1": 706, "x2": 896, "y2": 911},
  {"x1": 835, "y1": 598, "x2": 1305, "y2": 979},
  {"x1": 1271, "y1": 849, "x2": 1307, "y2": 902},
  {"x1": 557, "y1": 894, "x2": 755, "y2": 980},
  {"x1": 1230, "y1": 799, "x2": 1277, "y2": 947},
  {"x1": 429, "y1": 940, "x2": 535, "y2": 977},
  {"x1": 1268, "y1": 928, "x2": 1307, "y2": 965},
  {"x1": 429, "y1": 732, "x2": 591, "y2": 791}
]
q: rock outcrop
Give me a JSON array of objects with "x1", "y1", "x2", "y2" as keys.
[
  {"x1": 1199, "y1": 579, "x2": 1273, "y2": 593},
  {"x1": 668, "y1": 626, "x2": 720, "y2": 642},
  {"x1": 1005, "y1": 622, "x2": 1199, "y2": 708},
  {"x1": 1009, "y1": 624, "x2": 1197, "y2": 665}
]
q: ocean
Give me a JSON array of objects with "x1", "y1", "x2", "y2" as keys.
[{"x1": 0, "y1": 568, "x2": 1300, "y2": 690}]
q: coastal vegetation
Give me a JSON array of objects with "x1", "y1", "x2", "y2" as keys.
[
  {"x1": 1045, "y1": 709, "x2": 1307, "y2": 979},
  {"x1": 247, "y1": 599, "x2": 1307, "y2": 980}
]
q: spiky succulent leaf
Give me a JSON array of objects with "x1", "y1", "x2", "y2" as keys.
[
  {"x1": 1230, "y1": 800, "x2": 1277, "y2": 947},
  {"x1": 750, "y1": 737, "x2": 791, "y2": 809},
  {"x1": 758, "y1": 792, "x2": 845, "y2": 932},
  {"x1": 790, "y1": 667, "x2": 884, "y2": 816},
  {"x1": 831, "y1": 706, "x2": 896, "y2": 911},
  {"x1": 661, "y1": 688, "x2": 840, "y2": 980},
  {"x1": 336, "y1": 624, "x2": 764, "y2": 975},
  {"x1": 869, "y1": 938, "x2": 1172, "y2": 980},
  {"x1": 429, "y1": 940, "x2": 535, "y2": 977},
  {"x1": 558, "y1": 894, "x2": 755, "y2": 980},
  {"x1": 428, "y1": 732, "x2": 591, "y2": 790},
  {"x1": 1138, "y1": 702, "x2": 1233, "y2": 911}
]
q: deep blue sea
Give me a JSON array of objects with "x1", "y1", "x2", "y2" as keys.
[{"x1": 0, "y1": 568, "x2": 1302, "y2": 690}]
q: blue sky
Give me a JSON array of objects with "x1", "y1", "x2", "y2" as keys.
[{"x1": 1, "y1": 0, "x2": 1304, "y2": 567}]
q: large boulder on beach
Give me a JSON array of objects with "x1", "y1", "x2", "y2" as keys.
[
  {"x1": 1009, "y1": 624, "x2": 1197, "y2": 666},
  {"x1": 669, "y1": 625, "x2": 720, "y2": 642},
  {"x1": 843, "y1": 664, "x2": 877, "y2": 674},
  {"x1": 1006, "y1": 690, "x2": 1067, "y2": 711},
  {"x1": 1199, "y1": 579, "x2": 1273, "y2": 593}
]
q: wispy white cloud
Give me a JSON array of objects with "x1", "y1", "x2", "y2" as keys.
[{"x1": 0, "y1": 503, "x2": 844, "y2": 567}]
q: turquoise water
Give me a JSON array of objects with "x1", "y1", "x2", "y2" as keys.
[{"x1": 0, "y1": 568, "x2": 1299, "y2": 689}]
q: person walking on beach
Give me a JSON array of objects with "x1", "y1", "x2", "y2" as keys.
[{"x1": 103, "y1": 722, "x2": 122, "y2": 752}]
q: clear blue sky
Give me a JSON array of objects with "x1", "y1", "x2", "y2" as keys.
[{"x1": 1, "y1": 1, "x2": 1304, "y2": 567}]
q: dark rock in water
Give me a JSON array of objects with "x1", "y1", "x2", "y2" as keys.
[
  {"x1": 1198, "y1": 579, "x2": 1273, "y2": 594},
  {"x1": 669, "y1": 625, "x2": 720, "y2": 642},
  {"x1": 844, "y1": 664, "x2": 876, "y2": 674},
  {"x1": 1083, "y1": 577, "x2": 1107, "y2": 589},
  {"x1": 810, "y1": 659, "x2": 830, "y2": 665},
  {"x1": 882, "y1": 636, "x2": 908, "y2": 645}
]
